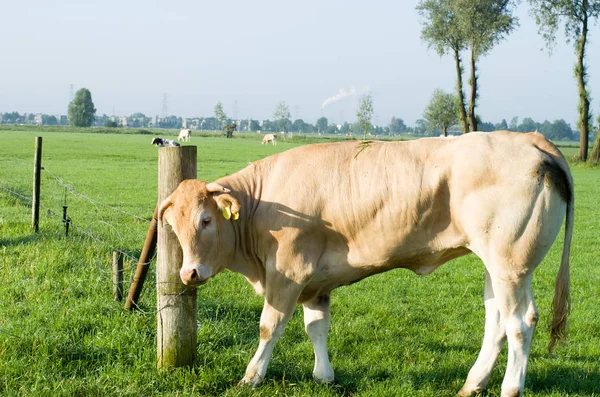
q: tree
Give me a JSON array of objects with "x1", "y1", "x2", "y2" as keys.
[
  {"x1": 104, "y1": 119, "x2": 118, "y2": 128},
  {"x1": 540, "y1": 119, "x2": 573, "y2": 141},
  {"x1": 517, "y1": 117, "x2": 539, "y2": 132},
  {"x1": 414, "y1": 119, "x2": 429, "y2": 135},
  {"x1": 292, "y1": 119, "x2": 312, "y2": 133},
  {"x1": 528, "y1": 0, "x2": 600, "y2": 161},
  {"x1": 42, "y1": 114, "x2": 58, "y2": 125},
  {"x1": 68, "y1": 88, "x2": 96, "y2": 127},
  {"x1": 249, "y1": 119, "x2": 260, "y2": 132},
  {"x1": 214, "y1": 101, "x2": 228, "y2": 130},
  {"x1": 589, "y1": 115, "x2": 600, "y2": 161},
  {"x1": 452, "y1": 0, "x2": 519, "y2": 132},
  {"x1": 509, "y1": 116, "x2": 519, "y2": 131},
  {"x1": 495, "y1": 119, "x2": 508, "y2": 130},
  {"x1": 316, "y1": 117, "x2": 328, "y2": 133},
  {"x1": 477, "y1": 117, "x2": 496, "y2": 132},
  {"x1": 417, "y1": 0, "x2": 469, "y2": 134},
  {"x1": 273, "y1": 101, "x2": 291, "y2": 132},
  {"x1": 357, "y1": 94, "x2": 374, "y2": 139},
  {"x1": 389, "y1": 117, "x2": 408, "y2": 134},
  {"x1": 424, "y1": 89, "x2": 459, "y2": 136}
]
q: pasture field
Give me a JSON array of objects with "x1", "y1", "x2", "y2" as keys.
[{"x1": 1, "y1": 129, "x2": 599, "y2": 396}]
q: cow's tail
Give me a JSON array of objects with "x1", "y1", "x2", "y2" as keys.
[{"x1": 548, "y1": 161, "x2": 574, "y2": 354}]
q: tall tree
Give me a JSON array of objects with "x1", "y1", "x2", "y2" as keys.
[
  {"x1": 528, "y1": 0, "x2": 600, "y2": 161},
  {"x1": 214, "y1": 101, "x2": 228, "y2": 130},
  {"x1": 356, "y1": 94, "x2": 374, "y2": 140},
  {"x1": 424, "y1": 89, "x2": 459, "y2": 136},
  {"x1": 273, "y1": 101, "x2": 291, "y2": 133},
  {"x1": 417, "y1": 0, "x2": 469, "y2": 134},
  {"x1": 452, "y1": 0, "x2": 519, "y2": 131},
  {"x1": 68, "y1": 88, "x2": 96, "y2": 127},
  {"x1": 590, "y1": 115, "x2": 600, "y2": 162}
]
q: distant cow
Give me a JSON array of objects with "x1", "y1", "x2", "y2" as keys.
[
  {"x1": 261, "y1": 134, "x2": 277, "y2": 145},
  {"x1": 158, "y1": 131, "x2": 573, "y2": 397},
  {"x1": 225, "y1": 123, "x2": 237, "y2": 139},
  {"x1": 178, "y1": 129, "x2": 191, "y2": 142},
  {"x1": 151, "y1": 137, "x2": 180, "y2": 147}
]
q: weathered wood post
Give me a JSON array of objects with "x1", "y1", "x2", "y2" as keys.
[
  {"x1": 113, "y1": 251, "x2": 124, "y2": 301},
  {"x1": 123, "y1": 205, "x2": 158, "y2": 311},
  {"x1": 157, "y1": 146, "x2": 197, "y2": 369},
  {"x1": 32, "y1": 136, "x2": 42, "y2": 232}
]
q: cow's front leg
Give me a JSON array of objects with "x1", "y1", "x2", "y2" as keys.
[
  {"x1": 239, "y1": 279, "x2": 302, "y2": 387},
  {"x1": 303, "y1": 294, "x2": 334, "y2": 383}
]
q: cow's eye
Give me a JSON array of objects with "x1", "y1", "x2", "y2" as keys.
[{"x1": 201, "y1": 216, "x2": 211, "y2": 228}]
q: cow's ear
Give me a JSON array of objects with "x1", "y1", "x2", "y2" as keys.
[
  {"x1": 214, "y1": 194, "x2": 240, "y2": 220},
  {"x1": 158, "y1": 196, "x2": 173, "y2": 226}
]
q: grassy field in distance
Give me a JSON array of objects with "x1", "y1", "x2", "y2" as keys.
[{"x1": 0, "y1": 129, "x2": 599, "y2": 396}]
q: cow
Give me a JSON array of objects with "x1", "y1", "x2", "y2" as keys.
[
  {"x1": 225, "y1": 123, "x2": 237, "y2": 139},
  {"x1": 178, "y1": 129, "x2": 191, "y2": 142},
  {"x1": 158, "y1": 131, "x2": 573, "y2": 397},
  {"x1": 261, "y1": 133, "x2": 277, "y2": 145},
  {"x1": 151, "y1": 137, "x2": 180, "y2": 147}
]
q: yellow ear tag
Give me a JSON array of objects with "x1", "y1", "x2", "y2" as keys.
[
  {"x1": 222, "y1": 206, "x2": 231, "y2": 220},
  {"x1": 233, "y1": 212, "x2": 239, "y2": 220}
]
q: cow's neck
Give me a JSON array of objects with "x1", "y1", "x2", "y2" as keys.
[{"x1": 216, "y1": 164, "x2": 267, "y2": 294}]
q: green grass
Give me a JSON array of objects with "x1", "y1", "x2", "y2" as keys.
[{"x1": 1, "y1": 129, "x2": 599, "y2": 396}]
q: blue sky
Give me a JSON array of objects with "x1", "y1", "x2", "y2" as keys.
[{"x1": 1, "y1": 0, "x2": 599, "y2": 127}]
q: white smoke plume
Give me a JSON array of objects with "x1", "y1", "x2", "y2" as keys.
[{"x1": 321, "y1": 87, "x2": 357, "y2": 108}]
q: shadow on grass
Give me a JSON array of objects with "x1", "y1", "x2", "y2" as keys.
[
  {"x1": 0, "y1": 233, "x2": 43, "y2": 247},
  {"x1": 527, "y1": 364, "x2": 600, "y2": 395}
]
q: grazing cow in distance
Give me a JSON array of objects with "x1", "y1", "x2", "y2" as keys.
[
  {"x1": 158, "y1": 131, "x2": 573, "y2": 397},
  {"x1": 178, "y1": 129, "x2": 191, "y2": 142},
  {"x1": 225, "y1": 123, "x2": 237, "y2": 139},
  {"x1": 151, "y1": 137, "x2": 180, "y2": 147},
  {"x1": 261, "y1": 134, "x2": 277, "y2": 145}
]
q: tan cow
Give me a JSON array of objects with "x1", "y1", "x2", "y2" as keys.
[
  {"x1": 178, "y1": 128, "x2": 191, "y2": 142},
  {"x1": 158, "y1": 131, "x2": 573, "y2": 397},
  {"x1": 261, "y1": 133, "x2": 277, "y2": 145}
]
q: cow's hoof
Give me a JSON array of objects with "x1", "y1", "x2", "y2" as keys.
[
  {"x1": 456, "y1": 384, "x2": 483, "y2": 397},
  {"x1": 313, "y1": 369, "x2": 335, "y2": 384},
  {"x1": 238, "y1": 374, "x2": 262, "y2": 388}
]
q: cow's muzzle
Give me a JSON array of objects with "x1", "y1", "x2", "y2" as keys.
[{"x1": 180, "y1": 265, "x2": 211, "y2": 286}]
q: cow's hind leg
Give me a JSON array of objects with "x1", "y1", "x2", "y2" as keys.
[
  {"x1": 303, "y1": 294, "x2": 335, "y2": 383},
  {"x1": 239, "y1": 276, "x2": 303, "y2": 387},
  {"x1": 461, "y1": 267, "x2": 538, "y2": 397},
  {"x1": 495, "y1": 274, "x2": 538, "y2": 397},
  {"x1": 458, "y1": 269, "x2": 506, "y2": 396}
]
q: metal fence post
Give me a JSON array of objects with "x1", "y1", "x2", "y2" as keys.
[{"x1": 32, "y1": 137, "x2": 42, "y2": 231}]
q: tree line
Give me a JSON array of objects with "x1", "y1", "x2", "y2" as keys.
[{"x1": 2, "y1": 87, "x2": 591, "y2": 146}]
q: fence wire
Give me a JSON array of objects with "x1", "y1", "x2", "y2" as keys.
[{"x1": 0, "y1": 161, "x2": 165, "y2": 314}]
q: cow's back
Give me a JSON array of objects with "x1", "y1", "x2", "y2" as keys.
[{"x1": 222, "y1": 131, "x2": 568, "y2": 297}]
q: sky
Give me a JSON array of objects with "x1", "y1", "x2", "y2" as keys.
[{"x1": 1, "y1": 0, "x2": 599, "y2": 127}]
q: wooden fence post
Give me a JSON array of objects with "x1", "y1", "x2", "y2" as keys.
[
  {"x1": 123, "y1": 205, "x2": 158, "y2": 311},
  {"x1": 157, "y1": 146, "x2": 197, "y2": 369},
  {"x1": 32, "y1": 136, "x2": 42, "y2": 232},
  {"x1": 113, "y1": 251, "x2": 123, "y2": 301}
]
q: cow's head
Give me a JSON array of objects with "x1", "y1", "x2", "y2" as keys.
[{"x1": 158, "y1": 179, "x2": 240, "y2": 286}]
